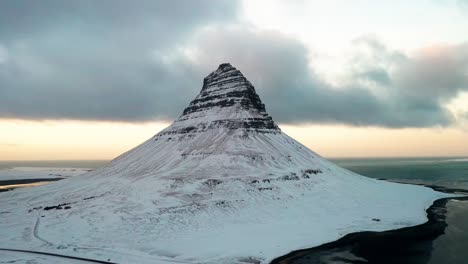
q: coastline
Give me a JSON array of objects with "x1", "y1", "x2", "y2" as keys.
[
  {"x1": 0, "y1": 178, "x2": 63, "y2": 192},
  {"x1": 270, "y1": 184, "x2": 468, "y2": 264}
]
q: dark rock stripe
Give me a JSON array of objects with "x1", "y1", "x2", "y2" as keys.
[{"x1": 160, "y1": 63, "x2": 281, "y2": 136}]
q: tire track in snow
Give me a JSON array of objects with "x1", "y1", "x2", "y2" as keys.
[{"x1": 33, "y1": 215, "x2": 53, "y2": 246}]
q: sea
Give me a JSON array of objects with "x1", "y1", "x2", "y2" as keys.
[
  {"x1": 0, "y1": 160, "x2": 108, "y2": 170},
  {"x1": 1, "y1": 157, "x2": 467, "y2": 263}
]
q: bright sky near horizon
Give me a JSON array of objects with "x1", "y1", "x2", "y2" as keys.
[{"x1": 1, "y1": 0, "x2": 468, "y2": 160}]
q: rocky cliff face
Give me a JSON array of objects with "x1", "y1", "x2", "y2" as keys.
[{"x1": 159, "y1": 63, "x2": 280, "y2": 136}]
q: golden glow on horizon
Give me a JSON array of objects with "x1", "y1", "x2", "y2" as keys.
[
  {"x1": 280, "y1": 125, "x2": 468, "y2": 158},
  {"x1": 0, "y1": 119, "x2": 168, "y2": 160},
  {"x1": 1, "y1": 119, "x2": 468, "y2": 160}
]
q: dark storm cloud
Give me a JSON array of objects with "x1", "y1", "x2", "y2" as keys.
[
  {"x1": 0, "y1": 0, "x2": 236, "y2": 42},
  {"x1": 0, "y1": 0, "x2": 237, "y2": 121},
  {"x1": 0, "y1": 1, "x2": 467, "y2": 128}
]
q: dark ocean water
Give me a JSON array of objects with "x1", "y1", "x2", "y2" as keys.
[{"x1": 331, "y1": 157, "x2": 468, "y2": 190}]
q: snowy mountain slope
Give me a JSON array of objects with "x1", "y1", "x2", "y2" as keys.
[{"x1": 0, "y1": 63, "x2": 450, "y2": 264}]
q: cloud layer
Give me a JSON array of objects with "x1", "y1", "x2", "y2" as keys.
[
  {"x1": 0, "y1": 0, "x2": 237, "y2": 121},
  {"x1": 1, "y1": 1, "x2": 467, "y2": 127},
  {"x1": 188, "y1": 29, "x2": 466, "y2": 127}
]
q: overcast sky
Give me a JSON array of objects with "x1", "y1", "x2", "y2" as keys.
[{"x1": 1, "y1": 0, "x2": 468, "y2": 129}]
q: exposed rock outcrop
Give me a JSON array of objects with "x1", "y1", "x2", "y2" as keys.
[{"x1": 159, "y1": 63, "x2": 279, "y2": 136}]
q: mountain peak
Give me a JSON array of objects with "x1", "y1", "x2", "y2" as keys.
[
  {"x1": 201, "y1": 62, "x2": 243, "y2": 92},
  {"x1": 159, "y1": 63, "x2": 280, "y2": 136},
  {"x1": 218, "y1": 62, "x2": 233, "y2": 70}
]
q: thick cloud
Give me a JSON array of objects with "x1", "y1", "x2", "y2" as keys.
[
  {"x1": 0, "y1": 1, "x2": 467, "y2": 128},
  {"x1": 0, "y1": 0, "x2": 237, "y2": 121},
  {"x1": 188, "y1": 29, "x2": 463, "y2": 127}
]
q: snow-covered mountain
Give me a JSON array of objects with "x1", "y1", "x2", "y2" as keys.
[{"x1": 0, "y1": 63, "x2": 449, "y2": 264}]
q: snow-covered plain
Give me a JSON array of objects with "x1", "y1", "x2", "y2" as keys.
[
  {"x1": 0, "y1": 167, "x2": 91, "y2": 181},
  {"x1": 0, "y1": 64, "x2": 450, "y2": 264}
]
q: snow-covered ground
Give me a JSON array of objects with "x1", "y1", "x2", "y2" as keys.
[
  {"x1": 0, "y1": 64, "x2": 453, "y2": 263},
  {"x1": 0, "y1": 249, "x2": 105, "y2": 264},
  {"x1": 0, "y1": 155, "x2": 449, "y2": 264}
]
